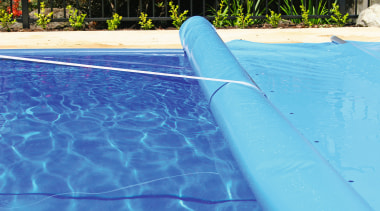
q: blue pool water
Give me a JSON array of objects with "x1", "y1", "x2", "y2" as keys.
[{"x1": 0, "y1": 50, "x2": 259, "y2": 210}]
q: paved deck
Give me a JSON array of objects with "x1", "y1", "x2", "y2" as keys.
[{"x1": 1, "y1": 27, "x2": 380, "y2": 49}]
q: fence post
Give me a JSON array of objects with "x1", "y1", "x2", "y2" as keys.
[
  {"x1": 21, "y1": 0, "x2": 29, "y2": 28},
  {"x1": 339, "y1": 0, "x2": 346, "y2": 14}
]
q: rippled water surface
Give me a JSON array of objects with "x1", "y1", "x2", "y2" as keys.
[{"x1": 0, "y1": 50, "x2": 258, "y2": 210}]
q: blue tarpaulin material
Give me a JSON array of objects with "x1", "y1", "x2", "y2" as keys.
[{"x1": 180, "y1": 16, "x2": 378, "y2": 210}]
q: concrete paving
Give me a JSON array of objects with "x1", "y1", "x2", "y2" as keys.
[{"x1": 0, "y1": 27, "x2": 379, "y2": 49}]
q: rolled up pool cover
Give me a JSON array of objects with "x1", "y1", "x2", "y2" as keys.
[{"x1": 179, "y1": 16, "x2": 372, "y2": 210}]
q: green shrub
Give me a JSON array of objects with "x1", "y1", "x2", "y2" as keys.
[
  {"x1": 235, "y1": 0, "x2": 254, "y2": 28},
  {"x1": 300, "y1": 5, "x2": 312, "y2": 27},
  {"x1": 211, "y1": 0, "x2": 265, "y2": 27},
  {"x1": 67, "y1": 5, "x2": 87, "y2": 30},
  {"x1": 212, "y1": 0, "x2": 229, "y2": 28},
  {"x1": 35, "y1": 2, "x2": 53, "y2": 30},
  {"x1": 311, "y1": 1, "x2": 329, "y2": 25},
  {"x1": 330, "y1": 3, "x2": 349, "y2": 26},
  {"x1": 168, "y1": 1, "x2": 188, "y2": 29},
  {"x1": 107, "y1": 13, "x2": 122, "y2": 30},
  {"x1": 138, "y1": 12, "x2": 154, "y2": 30},
  {"x1": 0, "y1": 9, "x2": 16, "y2": 32},
  {"x1": 281, "y1": 0, "x2": 329, "y2": 25},
  {"x1": 266, "y1": 10, "x2": 281, "y2": 27}
]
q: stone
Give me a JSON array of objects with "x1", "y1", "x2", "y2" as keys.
[
  {"x1": 356, "y1": 4, "x2": 380, "y2": 27},
  {"x1": 30, "y1": 8, "x2": 73, "y2": 30},
  {"x1": 278, "y1": 19, "x2": 295, "y2": 28},
  {"x1": 30, "y1": 8, "x2": 69, "y2": 19},
  {"x1": 0, "y1": 22, "x2": 22, "y2": 31}
]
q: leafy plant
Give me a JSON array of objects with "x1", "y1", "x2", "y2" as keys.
[
  {"x1": 0, "y1": 8, "x2": 16, "y2": 31},
  {"x1": 246, "y1": 0, "x2": 265, "y2": 24},
  {"x1": 67, "y1": 5, "x2": 87, "y2": 30},
  {"x1": 280, "y1": 0, "x2": 299, "y2": 22},
  {"x1": 138, "y1": 12, "x2": 154, "y2": 30},
  {"x1": 168, "y1": 1, "x2": 188, "y2": 29},
  {"x1": 210, "y1": 0, "x2": 266, "y2": 27},
  {"x1": 107, "y1": 13, "x2": 122, "y2": 30},
  {"x1": 266, "y1": 10, "x2": 281, "y2": 27},
  {"x1": 155, "y1": 1, "x2": 165, "y2": 17},
  {"x1": 330, "y1": 3, "x2": 348, "y2": 26},
  {"x1": 156, "y1": 1, "x2": 164, "y2": 9},
  {"x1": 307, "y1": 0, "x2": 329, "y2": 25},
  {"x1": 235, "y1": 1, "x2": 253, "y2": 28},
  {"x1": 225, "y1": 0, "x2": 242, "y2": 26},
  {"x1": 300, "y1": 5, "x2": 312, "y2": 27},
  {"x1": 281, "y1": 0, "x2": 329, "y2": 25},
  {"x1": 34, "y1": 2, "x2": 53, "y2": 30},
  {"x1": 212, "y1": 0, "x2": 229, "y2": 28}
]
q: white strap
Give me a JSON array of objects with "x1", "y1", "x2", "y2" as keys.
[{"x1": 0, "y1": 55, "x2": 258, "y2": 90}]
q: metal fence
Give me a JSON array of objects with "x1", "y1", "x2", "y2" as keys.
[{"x1": 8, "y1": 0, "x2": 370, "y2": 29}]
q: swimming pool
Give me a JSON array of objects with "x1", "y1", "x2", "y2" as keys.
[
  {"x1": 0, "y1": 49, "x2": 259, "y2": 210},
  {"x1": 2, "y1": 16, "x2": 380, "y2": 210}
]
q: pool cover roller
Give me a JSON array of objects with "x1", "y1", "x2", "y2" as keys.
[{"x1": 179, "y1": 17, "x2": 372, "y2": 210}]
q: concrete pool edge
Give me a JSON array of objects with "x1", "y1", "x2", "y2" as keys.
[
  {"x1": 180, "y1": 16, "x2": 372, "y2": 210},
  {"x1": 1, "y1": 27, "x2": 380, "y2": 49}
]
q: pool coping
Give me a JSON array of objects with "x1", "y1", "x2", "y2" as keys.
[{"x1": 1, "y1": 27, "x2": 380, "y2": 49}]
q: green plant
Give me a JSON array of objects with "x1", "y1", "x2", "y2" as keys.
[
  {"x1": 34, "y1": 2, "x2": 53, "y2": 30},
  {"x1": 225, "y1": 0, "x2": 242, "y2": 26},
  {"x1": 281, "y1": 0, "x2": 329, "y2": 25},
  {"x1": 168, "y1": 1, "x2": 188, "y2": 29},
  {"x1": 300, "y1": 5, "x2": 312, "y2": 27},
  {"x1": 67, "y1": 5, "x2": 87, "y2": 30},
  {"x1": 138, "y1": 12, "x2": 154, "y2": 30},
  {"x1": 107, "y1": 13, "x2": 122, "y2": 30},
  {"x1": 210, "y1": 0, "x2": 267, "y2": 27},
  {"x1": 310, "y1": 1, "x2": 329, "y2": 25},
  {"x1": 330, "y1": 3, "x2": 348, "y2": 26},
  {"x1": 212, "y1": 0, "x2": 229, "y2": 28},
  {"x1": 156, "y1": 1, "x2": 164, "y2": 9},
  {"x1": 266, "y1": 10, "x2": 281, "y2": 27},
  {"x1": 0, "y1": 8, "x2": 16, "y2": 31},
  {"x1": 280, "y1": 0, "x2": 299, "y2": 22},
  {"x1": 235, "y1": 1, "x2": 253, "y2": 28},
  {"x1": 246, "y1": 0, "x2": 264, "y2": 24},
  {"x1": 155, "y1": 1, "x2": 165, "y2": 17}
]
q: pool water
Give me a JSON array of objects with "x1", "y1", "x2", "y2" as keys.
[{"x1": 0, "y1": 50, "x2": 259, "y2": 210}]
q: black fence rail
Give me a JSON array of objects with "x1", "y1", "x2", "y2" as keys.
[{"x1": 2, "y1": 0, "x2": 370, "y2": 29}]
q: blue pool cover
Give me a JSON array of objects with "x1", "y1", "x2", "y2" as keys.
[{"x1": 180, "y1": 16, "x2": 379, "y2": 210}]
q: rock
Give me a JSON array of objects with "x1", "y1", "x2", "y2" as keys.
[
  {"x1": 47, "y1": 22, "x2": 70, "y2": 29},
  {"x1": 30, "y1": 8, "x2": 72, "y2": 30},
  {"x1": 0, "y1": 22, "x2": 22, "y2": 32},
  {"x1": 9, "y1": 22, "x2": 22, "y2": 31},
  {"x1": 30, "y1": 8, "x2": 69, "y2": 19},
  {"x1": 356, "y1": 4, "x2": 380, "y2": 27},
  {"x1": 278, "y1": 19, "x2": 295, "y2": 27}
]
